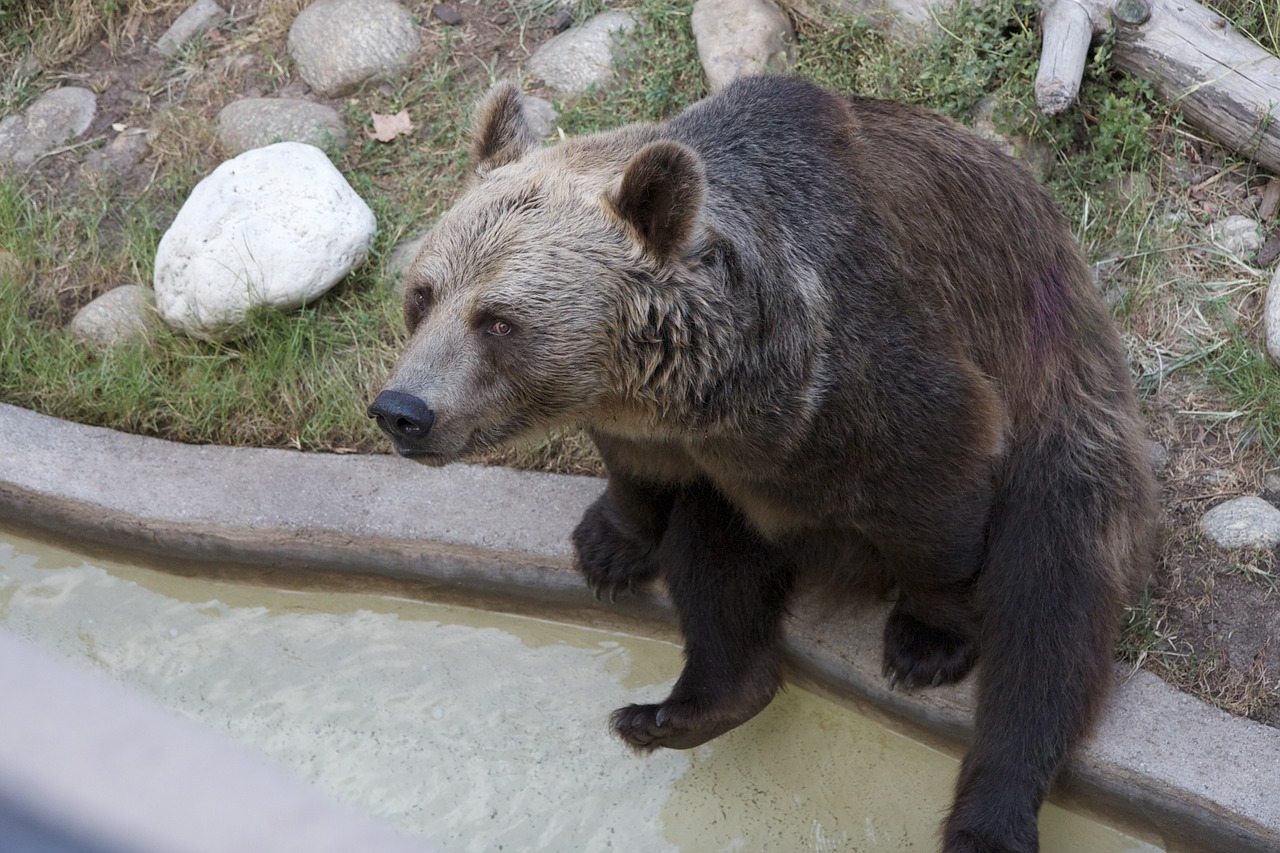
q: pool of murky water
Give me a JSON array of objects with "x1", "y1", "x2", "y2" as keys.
[{"x1": 0, "y1": 530, "x2": 1162, "y2": 852}]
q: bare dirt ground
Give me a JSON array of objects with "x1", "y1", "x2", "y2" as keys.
[{"x1": 8, "y1": 0, "x2": 1279, "y2": 727}]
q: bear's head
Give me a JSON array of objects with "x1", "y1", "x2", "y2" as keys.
[{"x1": 368, "y1": 82, "x2": 713, "y2": 464}]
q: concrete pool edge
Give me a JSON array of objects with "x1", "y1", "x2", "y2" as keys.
[{"x1": 1, "y1": 402, "x2": 1276, "y2": 852}]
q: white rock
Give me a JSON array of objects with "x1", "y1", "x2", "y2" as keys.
[
  {"x1": 288, "y1": 0, "x2": 420, "y2": 98},
  {"x1": 1208, "y1": 215, "x2": 1263, "y2": 257},
  {"x1": 1267, "y1": 267, "x2": 1280, "y2": 366},
  {"x1": 155, "y1": 0, "x2": 229, "y2": 57},
  {"x1": 0, "y1": 87, "x2": 97, "y2": 167},
  {"x1": 1200, "y1": 496, "x2": 1280, "y2": 550},
  {"x1": 528, "y1": 11, "x2": 636, "y2": 94},
  {"x1": 691, "y1": 0, "x2": 794, "y2": 91},
  {"x1": 154, "y1": 142, "x2": 376, "y2": 338},
  {"x1": 69, "y1": 285, "x2": 159, "y2": 350}
]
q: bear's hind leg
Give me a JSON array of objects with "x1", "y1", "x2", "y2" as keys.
[{"x1": 612, "y1": 483, "x2": 794, "y2": 752}]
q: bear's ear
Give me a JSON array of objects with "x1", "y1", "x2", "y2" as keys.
[
  {"x1": 470, "y1": 81, "x2": 539, "y2": 173},
  {"x1": 609, "y1": 140, "x2": 705, "y2": 259}
]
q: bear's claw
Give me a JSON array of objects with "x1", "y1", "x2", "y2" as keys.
[
  {"x1": 882, "y1": 607, "x2": 975, "y2": 691},
  {"x1": 573, "y1": 498, "x2": 660, "y2": 604},
  {"x1": 611, "y1": 702, "x2": 748, "y2": 752}
]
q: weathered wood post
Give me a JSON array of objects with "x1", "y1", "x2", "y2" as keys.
[{"x1": 1033, "y1": 0, "x2": 1280, "y2": 174}]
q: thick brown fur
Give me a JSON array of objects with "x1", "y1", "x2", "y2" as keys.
[{"x1": 369, "y1": 76, "x2": 1157, "y2": 853}]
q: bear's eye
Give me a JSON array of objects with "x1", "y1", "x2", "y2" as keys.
[
  {"x1": 487, "y1": 319, "x2": 513, "y2": 337},
  {"x1": 412, "y1": 288, "x2": 430, "y2": 312}
]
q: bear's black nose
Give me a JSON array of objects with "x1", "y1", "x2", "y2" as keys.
[{"x1": 367, "y1": 390, "x2": 435, "y2": 441}]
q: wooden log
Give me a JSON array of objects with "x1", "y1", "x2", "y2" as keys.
[
  {"x1": 1036, "y1": 0, "x2": 1106, "y2": 115},
  {"x1": 1111, "y1": 0, "x2": 1280, "y2": 175}
]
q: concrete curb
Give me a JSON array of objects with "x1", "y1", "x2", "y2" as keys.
[{"x1": 1, "y1": 402, "x2": 1276, "y2": 851}]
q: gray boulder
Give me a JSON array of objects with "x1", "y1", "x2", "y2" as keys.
[
  {"x1": 1208, "y1": 215, "x2": 1263, "y2": 257},
  {"x1": 0, "y1": 87, "x2": 97, "y2": 167},
  {"x1": 155, "y1": 0, "x2": 229, "y2": 57},
  {"x1": 69, "y1": 285, "x2": 159, "y2": 350},
  {"x1": 528, "y1": 11, "x2": 636, "y2": 94},
  {"x1": 288, "y1": 0, "x2": 420, "y2": 98},
  {"x1": 691, "y1": 0, "x2": 794, "y2": 92},
  {"x1": 216, "y1": 98, "x2": 348, "y2": 155},
  {"x1": 1200, "y1": 496, "x2": 1280, "y2": 550},
  {"x1": 1265, "y1": 266, "x2": 1280, "y2": 366}
]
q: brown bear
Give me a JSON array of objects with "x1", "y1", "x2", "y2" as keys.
[{"x1": 368, "y1": 76, "x2": 1156, "y2": 853}]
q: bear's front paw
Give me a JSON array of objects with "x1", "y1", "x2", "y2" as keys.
[
  {"x1": 610, "y1": 701, "x2": 755, "y2": 752},
  {"x1": 943, "y1": 803, "x2": 1039, "y2": 853},
  {"x1": 882, "y1": 605, "x2": 976, "y2": 690},
  {"x1": 572, "y1": 498, "x2": 660, "y2": 603},
  {"x1": 941, "y1": 830, "x2": 1031, "y2": 853}
]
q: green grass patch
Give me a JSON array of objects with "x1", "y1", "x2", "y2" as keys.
[
  {"x1": 1204, "y1": 331, "x2": 1280, "y2": 456},
  {"x1": 0, "y1": 0, "x2": 1275, "y2": 463}
]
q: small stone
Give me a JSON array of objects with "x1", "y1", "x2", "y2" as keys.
[
  {"x1": 1147, "y1": 440, "x2": 1168, "y2": 472},
  {"x1": 385, "y1": 232, "x2": 428, "y2": 291},
  {"x1": 83, "y1": 130, "x2": 151, "y2": 176},
  {"x1": 691, "y1": 0, "x2": 794, "y2": 92},
  {"x1": 528, "y1": 11, "x2": 635, "y2": 94},
  {"x1": 69, "y1": 285, "x2": 159, "y2": 350},
  {"x1": 216, "y1": 98, "x2": 348, "y2": 155},
  {"x1": 1200, "y1": 468, "x2": 1232, "y2": 486},
  {"x1": 549, "y1": 8, "x2": 574, "y2": 33},
  {"x1": 154, "y1": 142, "x2": 376, "y2": 338},
  {"x1": 1264, "y1": 267, "x2": 1280, "y2": 366},
  {"x1": 154, "y1": 0, "x2": 229, "y2": 57},
  {"x1": 1257, "y1": 232, "x2": 1280, "y2": 267},
  {"x1": 288, "y1": 0, "x2": 420, "y2": 98},
  {"x1": 0, "y1": 86, "x2": 97, "y2": 167},
  {"x1": 1208, "y1": 214, "x2": 1263, "y2": 257},
  {"x1": 431, "y1": 4, "x2": 462, "y2": 25},
  {"x1": 521, "y1": 95, "x2": 557, "y2": 141},
  {"x1": 1200, "y1": 496, "x2": 1280, "y2": 550}
]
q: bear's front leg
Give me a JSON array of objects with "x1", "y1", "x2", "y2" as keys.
[
  {"x1": 611, "y1": 483, "x2": 795, "y2": 751},
  {"x1": 572, "y1": 474, "x2": 675, "y2": 602}
]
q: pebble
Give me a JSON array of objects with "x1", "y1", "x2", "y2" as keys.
[
  {"x1": 0, "y1": 87, "x2": 97, "y2": 167},
  {"x1": 528, "y1": 11, "x2": 635, "y2": 94},
  {"x1": 431, "y1": 4, "x2": 462, "y2": 25},
  {"x1": 1200, "y1": 496, "x2": 1280, "y2": 550},
  {"x1": 154, "y1": 0, "x2": 229, "y2": 57},
  {"x1": 548, "y1": 8, "x2": 574, "y2": 34},
  {"x1": 83, "y1": 130, "x2": 151, "y2": 177},
  {"x1": 691, "y1": 0, "x2": 794, "y2": 92},
  {"x1": 1208, "y1": 214, "x2": 1263, "y2": 257},
  {"x1": 287, "y1": 0, "x2": 420, "y2": 98},
  {"x1": 521, "y1": 95, "x2": 557, "y2": 141},
  {"x1": 153, "y1": 142, "x2": 376, "y2": 338},
  {"x1": 216, "y1": 98, "x2": 348, "y2": 155},
  {"x1": 69, "y1": 285, "x2": 159, "y2": 350},
  {"x1": 1264, "y1": 266, "x2": 1280, "y2": 366}
]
